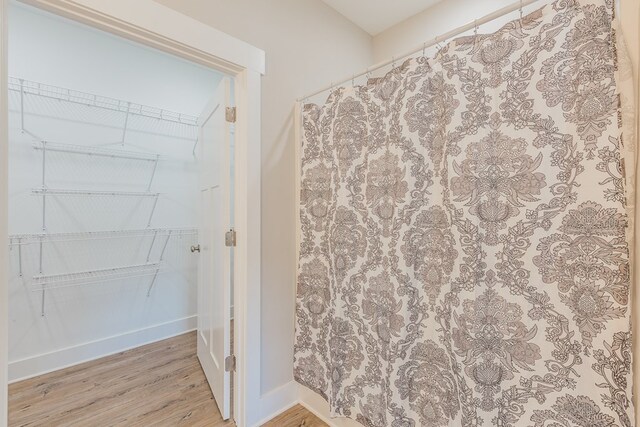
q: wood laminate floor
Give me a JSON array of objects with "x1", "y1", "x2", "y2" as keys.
[
  {"x1": 8, "y1": 332, "x2": 326, "y2": 427},
  {"x1": 262, "y1": 405, "x2": 327, "y2": 427}
]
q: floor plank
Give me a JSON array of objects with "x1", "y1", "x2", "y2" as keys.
[
  {"x1": 262, "y1": 404, "x2": 328, "y2": 427},
  {"x1": 9, "y1": 332, "x2": 326, "y2": 426},
  {"x1": 9, "y1": 332, "x2": 233, "y2": 427}
]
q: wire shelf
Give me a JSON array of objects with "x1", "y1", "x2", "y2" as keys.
[
  {"x1": 32, "y1": 188, "x2": 161, "y2": 197},
  {"x1": 9, "y1": 78, "x2": 200, "y2": 315},
  {"x1": 33, "y1": 141, "x2": 160, "y2": 162},
  {"x1": 32, "y1": 262, "x2": 162, "y2": 290},
  {"x1": 9, "y1": 228, "x2": 197, "y2": 246},
  {"x1": 9, "y1": 77, "x2": 199, "y2": 127}
]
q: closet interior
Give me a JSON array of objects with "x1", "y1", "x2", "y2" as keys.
[
  {"x1": 9, "y1": 77, "x2": 199, "y2": 317},
  {"x1": 6, "y1": 3, "x2": 225, "y2": 384}
]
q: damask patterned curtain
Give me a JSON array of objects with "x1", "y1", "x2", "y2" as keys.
[{"x1": 294, "y1": 0, "x2": 636, "y2": 426}]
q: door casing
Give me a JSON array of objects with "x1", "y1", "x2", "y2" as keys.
[{"x1": 0, "y1": 2, "x2": 264, "y2": 426}]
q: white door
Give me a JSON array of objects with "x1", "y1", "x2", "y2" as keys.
[{"x1": 196, "y1": 77, "x2": 232, "y2": 420}]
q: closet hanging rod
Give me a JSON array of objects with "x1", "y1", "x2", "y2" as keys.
[
  {"x1": 31, "y1": 188, "x2": 161, "y2": 197},
  {"x1": 297, "y1": 0, "x2": 541, "y2": 102},
  {"x1": 32, "y1": 142, "x2": 160, "y2": 162},
  {"x1": 8, "y1": 77, "x2": 199, "y2": 127}
]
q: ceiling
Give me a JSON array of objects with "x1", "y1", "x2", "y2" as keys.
[{"x1": 322, "y1": 0, "x2": 443, "y2": 36}]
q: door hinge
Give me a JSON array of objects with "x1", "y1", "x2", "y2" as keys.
[
  {"x1": 225, "y1": 107, "x2": 236, "y2": 123},
  {"x1": 225, "y1": 354, "x2": 236, "y2": 372},
  {"x1": 225, "y1": 229, "x2": 236, "y2": 247}
]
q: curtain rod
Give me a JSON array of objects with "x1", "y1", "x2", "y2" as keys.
[{"x1": 297, "y1": 0, "x2": 542, "y2": 102}]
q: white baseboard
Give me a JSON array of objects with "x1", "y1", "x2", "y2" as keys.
[
  {"x1": 298, "y1": 384, "x2": 361, "y2": 427},
  {"x1": 9, "y1": 315, "x2": 197, "y2": 383},
  {"x1": 252, "y1": 380, "x2": 299, "y2": 427},
  {"x1": 253, "y1": 382, "x2": 363, "y2": 427}
]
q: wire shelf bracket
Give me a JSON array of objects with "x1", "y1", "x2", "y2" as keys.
[{"x1": 147, "y1": 230, "x2": 172, "y2": 297}]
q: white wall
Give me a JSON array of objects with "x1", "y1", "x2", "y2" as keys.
[
  {"x1": 7, "y1": 3, "x2": 222, "y2": 381},
  {"x1": 620, "y1": 1, "x2": 639, "y2": 74},
  {"x1": 9, "y1": 3, "x2": 221, "y2": 115},
  {"x1": 154, "y1": 0, "x2": 374, "y2": 399}
]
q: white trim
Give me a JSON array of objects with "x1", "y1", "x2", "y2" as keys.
[
  {"x1": 251, "y1": 382, "x2": 365, "y2": 427},
  {"x1": 9, "y1": 316, "x2": 197, "y2": 384},
  {"x1": 0, "y1": 0, "x2": 8, "y2": 425},
  {"x1": 18, "y1": 0, "x2": 265, "y2": 75},
  {"x1": 0, "y1": 2, "x2": 264, "y2": 426},
  {"x1": 252, "y1": 381, "x2": 299, "y2": 427},
  {"x1": 233, "y1": 68, "x2": 263, "y2": 427}
]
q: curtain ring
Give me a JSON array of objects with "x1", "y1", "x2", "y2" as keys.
[
  {"x1": 520, "y1": 0, "x2": 524, "y2": 24},
  {"x1": 352, "y1": 74, "x2": 355, "y2": 86},
  {"x1": 392, "y1": 56, "x2": 396, "y2": 69},
  {"x1": 422, "y1": 42, "x2": 427, "y2": 57},
  {"x1": 366, "y1": 68, "x2": 371, "y2": 81},
  {"x1": 474, "y1": 19, "x2": 478, "y2": 37}
]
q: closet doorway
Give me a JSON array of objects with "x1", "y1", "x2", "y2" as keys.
[{"x1": 0, "y1": 1, "x2": 264, "y2": 425}]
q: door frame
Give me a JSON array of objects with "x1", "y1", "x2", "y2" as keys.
[{"x1": 0, "y1": 1, "x2": 264, "y2": 426}]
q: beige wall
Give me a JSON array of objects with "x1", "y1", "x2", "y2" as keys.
[
  {"x1": 153, "y1": 0, "x2": 373, "y2": 396},
  {"x1": 620, "y1": 0, "x2": 639, "y2": 76},
  {"x1": 373, "y1": 0, "x2": 515, "y2": 63}
]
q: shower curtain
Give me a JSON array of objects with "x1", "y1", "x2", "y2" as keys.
[{"x1": 294, "y1": 0, "x2": 637, "y2": 426}]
